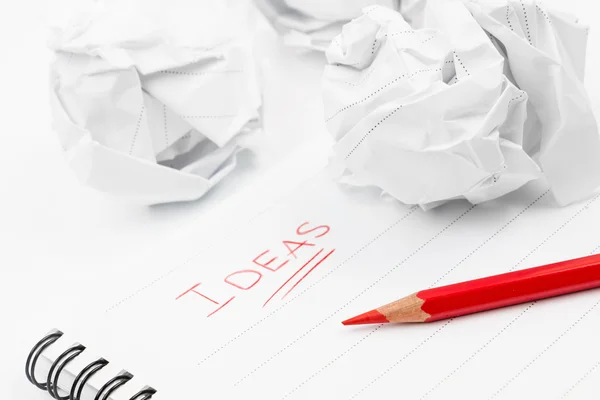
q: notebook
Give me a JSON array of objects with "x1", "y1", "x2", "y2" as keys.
[{"x1": 26, "y1": 160, "x2": 600, "y2": 399}]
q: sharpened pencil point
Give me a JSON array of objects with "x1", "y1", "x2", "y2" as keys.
[{"x1": 342, "y1": 309, "x2": 388, "y2": 325}]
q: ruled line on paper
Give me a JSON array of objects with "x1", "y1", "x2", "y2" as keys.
[
  {"x1": 429, "y1": 190, "x2": 549, "y2": 288},
  {"x1": 279, "y1": 324, "x2": 389, "y2": 400},
  {"x1": 487, "y1": 298, "x2": 600, "y2": 400},
  {"x1": 417, "y1": 302, "x2": 538, "y2": 400},
  {"x1": 559, "y1": 359, "x2": 600, "y2": 399},
  {"x1": 349, "y1": 194, "x2": 599, "y2": 400},
  {"x1": 344, "y1": 320, "x2": 454, "y2": 400},
  {"x1": 198, "y1": 206, "x2": 419, "y2": 364},
  {"x1": 231, "y1": 205, "x2": 476, "y2": 385}
]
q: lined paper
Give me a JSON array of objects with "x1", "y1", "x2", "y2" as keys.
[{"x1": 49, "y1": 170, "x2": 600, "y2": 400}]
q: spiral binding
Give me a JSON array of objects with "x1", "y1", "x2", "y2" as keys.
[{"x1": 26, "y1": 330, "x2": 157, "y2": 400}]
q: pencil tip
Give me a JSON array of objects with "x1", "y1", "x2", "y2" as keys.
[{"x1": 342, "y1": 309, "x2": 388, "y2": 326}]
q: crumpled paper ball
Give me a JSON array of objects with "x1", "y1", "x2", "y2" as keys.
[
  {"x1": 323, "y1": 1, "x2": 600, "y2": 209},
  {"x1": 49, "y1": 0, "x2": 261, "y2": 204},
  {"x1": 465, "y1": 0, "x2": 600, "y2": 205},
  {"x1": 254, "y1": 0, "x2": 401, "y2": 51}
]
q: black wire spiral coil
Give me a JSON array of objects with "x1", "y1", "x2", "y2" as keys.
[{"x1": 26, "y1": 331, "x2": 157, "y2": 400}]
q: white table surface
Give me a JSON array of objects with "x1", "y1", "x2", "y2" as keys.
[{"x1": 1, "y1": 0, "x2": 598, "y2": 398}]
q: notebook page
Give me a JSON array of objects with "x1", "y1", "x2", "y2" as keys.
[{"x1": 59, "y1": 170, "x2": 600, "y2": 400}]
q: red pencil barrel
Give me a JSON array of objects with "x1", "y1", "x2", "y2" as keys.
[{"x1": 417, "y1": 254, "x2": 600, "y2": 322}]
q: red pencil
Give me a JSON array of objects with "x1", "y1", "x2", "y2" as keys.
[{"x1": 342, "y1": 253, "x2": 600, "y2": 325}]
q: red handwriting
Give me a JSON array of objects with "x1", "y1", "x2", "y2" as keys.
[
  {"x1": 176, "y1": 283, "x2": 217, "y2": 303},
  {"x1": 224, "y1": 270, "x2": 262, "y2": 290},
  {"x1": 252, "y1": 250, "x2": 289, "y2": 272},
  {"x1": 175, "y1": 283, "x2": 235, "y2": 316},
  {"x1": 207, "y1": 296, "x2": 235, "y2": 318},
  {"x1": 175, "y1": 222, "x2": 334, "y2": 317},
  {"x1": 281, "y1": 248, "x2": 335, "y2": 299},
  {"x1": 263, "y1": 249, "x2": 324, "y2": 307},
  {"x1": 296, "y1": 222, "x2": 330, "y2": 238},
  {"x1": 283, "y1": 240, "x2": 315, "y2": 258}
]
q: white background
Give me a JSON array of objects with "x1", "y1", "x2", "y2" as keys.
[{"x1": 0, "y1": 0, "x2": 598, "y2": 398}]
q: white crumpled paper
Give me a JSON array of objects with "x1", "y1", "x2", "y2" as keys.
[
  {"x1": 49, "y1": 0, "x2": 261, "y2": 204},
  {"x1": 465, "y1": 0, "x2": 600, "y2": 205},
  {"x1": 254, "y1": 0, "x2": 401, "y2": 51},
  {"x1": 323, "y1": 1, "x2": 600, "y2": 209}
]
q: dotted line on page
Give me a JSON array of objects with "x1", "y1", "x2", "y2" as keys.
[
  {"x1": 163, "y1": 104, "x2": 169, "y2": 148},
  {"x1": 348, "y1": 320, "x2": 454, "y2": 400},
  {"x1": 330, "y1": 65, "x2": 377, "y2": 87},
  {"x1": 361, "y1": 25, "x2": 443, "y2": 66},
  {"x1": 418, "y1": 303, "x2": 537, "y2": 399},
  {"x1": 371, "y1": 31, "x2": 415, "y2": 54},
  {"x1": 430, "y1": 190, "x2": 548, "y2": 287},
  {"x1": 559, "y1": 360, "x2": 600, "y2": 399},
  {"x1": 420, "y1": 195, "x2": 600, "y2": 399},
  {"x1": 363, "y1": 5, "x2": 379, "y2": 17},
  {"x1": 520, "y1": 0, "x2": 532, "y2": 45},
  {"x1": 345, "y1": 105, "x2": 402, "y2": 159},
  {"x1": 535, "y1": 4, "x2": 552, "y2": 25},
  {"x1": 128, "y1": 105, "x2": 145, "y2": 155},
  {"x1": 421, "y1": 34, "x2": 437, "y2": 45},
  {"x1": 488, "y1": 298, "x2": 600, "y2": 399},
  {"x1": 506, "y1": 5, "x2": 514, "y2": 32},
  {"x1": 181, "y1": 114, "x2": 235, "y2": 119},
  {"x1": 339, "y1": 53, "x2": 455, "y2": 159},
  {"x1": 233, "y1": 302, "x2": 352, "y2": 387},
  {"x1": 159, "y1": 69, "x2": 243, "y2": 76},
  {"x1": 325, "y1": 67, "x2": 442, "y2": 122},
  {"x1": 507, "y1": 92, "x2": 526, "y2": 109},
  {"x1": 279, "y1": 324, "x2": 385, "y2": 399},
  {"x1": 198, "y1": 206, "x2": 419, "y2": 364},
  {"x1": 371, "y1": 36, "x2": 378, "y2": 55},
  {"x1": 453, "y1": 50, "x2": 470, "y2": 77},
  {"x1": 510, "y1": 195, "x2": 599, "y2": 273},
  {"x1": 351, "y1": 193, "x2": 598, "y2": 400}
]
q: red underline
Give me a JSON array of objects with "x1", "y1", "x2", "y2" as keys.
[
  {"x1": 263, "y1": 249, "x2": 324, "y2": 307},
  {"x1": 282, "y1": 249, "x2": 335, "y2": 299}
]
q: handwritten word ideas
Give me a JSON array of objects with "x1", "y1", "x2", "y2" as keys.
[{"x1": 176, "y1": 222, "x2": 336, "y2": 317}]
